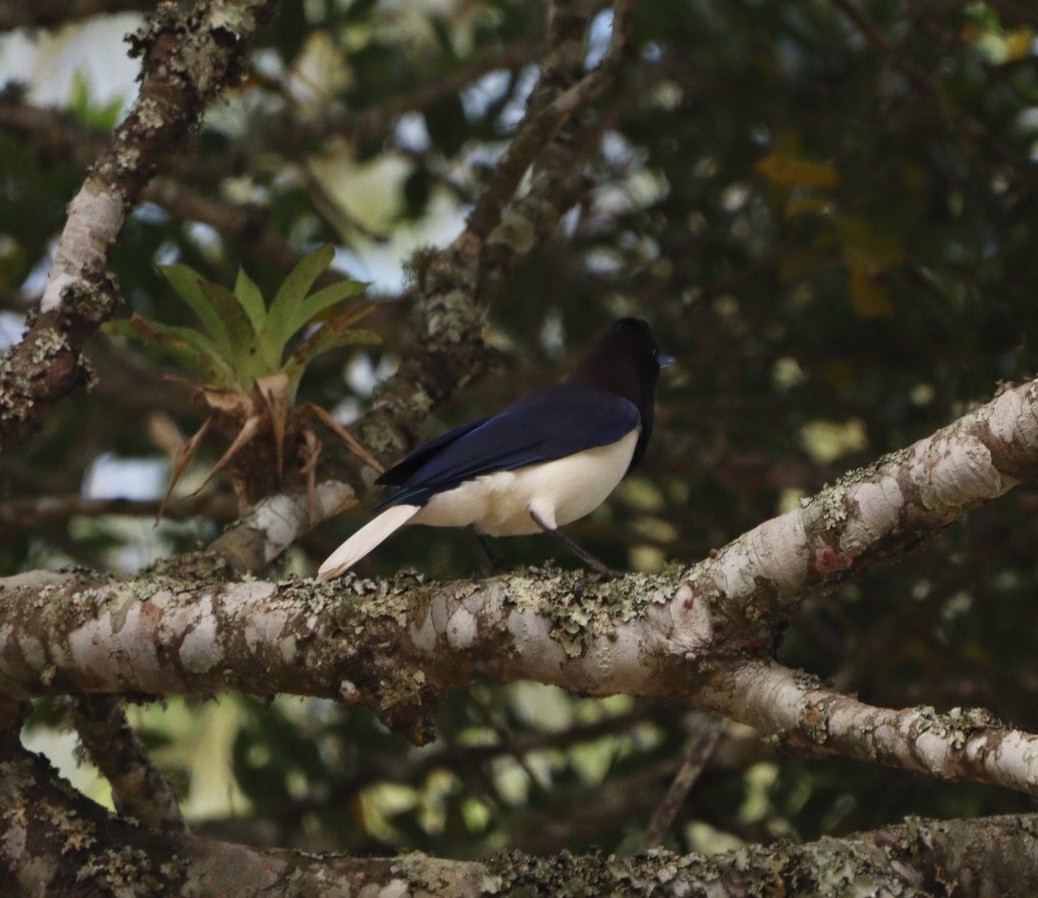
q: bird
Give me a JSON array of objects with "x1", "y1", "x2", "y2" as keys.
[{"x1": 317, "y1": 317, "x2": 674, "y2": 581}]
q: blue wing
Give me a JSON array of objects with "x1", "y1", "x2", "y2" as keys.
[{"x1": 374, "y1": 383, "x2": 641, "y2": 508}]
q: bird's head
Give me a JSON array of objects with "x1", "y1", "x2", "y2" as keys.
[{"x1": 567, "y1": 317, "x2": 675, "y2": 412}]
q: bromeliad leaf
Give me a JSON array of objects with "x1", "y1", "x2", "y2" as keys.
[
  {"x1": 159, "y1": 264, "x2": 234, "y2": 358},
  {"x1": 283, "y1": 310, "x2": 379, "y2": 390},
  {"x1": 193, "y1": 277, "x2": 259, "y2": 373},
  {"x1": 262, "y1": 245, "x2": 337, "y2": 363},
  {"x1": 234, "y1": 265, "x2": 267, "y2": 338},
  {"x1": 291, "y1": 277, "x2": 367, "y2": 342},
  {"x1": 111, "y1": 247, "x2": 372, "y2": 387},
  {"x1": 106, "y1": 314, "x2": 236, "y2": 387},
  {"x1": 186, "y1": 278, "x2": 268, "y2": 387}
]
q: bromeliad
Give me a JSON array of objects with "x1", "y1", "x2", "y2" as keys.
[{"x1": 106, "y1": 245, "x2": 381, "y2": 512}]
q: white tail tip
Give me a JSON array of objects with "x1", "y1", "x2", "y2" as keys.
[{"x1": 317, "y1": 504, "x2": 421, "y2": 581}]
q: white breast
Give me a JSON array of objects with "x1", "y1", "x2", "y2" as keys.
[{"x1": 411, "y1": 428, "x2": 639, "y2": 536}]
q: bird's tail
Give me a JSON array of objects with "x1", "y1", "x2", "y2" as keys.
[{"x1": 317, "y1": 504, "x2": 421, "y2": 581}]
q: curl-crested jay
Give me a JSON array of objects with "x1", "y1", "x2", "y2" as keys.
[{"x1": 317, "y1": 317, "x2": 673, "y2": 580}]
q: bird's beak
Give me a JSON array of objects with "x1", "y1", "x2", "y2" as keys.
[{"x1": 658, "y1": 353, "x2": 677, "y2": 369}]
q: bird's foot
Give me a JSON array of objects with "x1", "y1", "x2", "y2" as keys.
[
  {"x1": 572, "y1": 562, "x2": 626, "y2": 597},
  {"x1": 475, "y1": 532, "x2": 510, "y2": 577},
  {"x1": 478, "y1": 556, "x2": 511, "y2": 577},
  {"x1": 585, "y1": 561, "x2": 624, "y2": 582},
  {"x1": 528, "y1": 510, "x2": 625, "y2": 582}
]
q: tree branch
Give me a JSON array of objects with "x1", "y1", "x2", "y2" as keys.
[
  {"x1": 4, "y1": 560, "x2": 1038, "y2": 795},
  {"x1": 643, "y1": 710, "x2": 722, "y2": 847},
  {"x1": 0, "y1": 0, "x2": 148, "y2": 31},
  {"x1": 466, "y1": 0, "x2": 635, "y2": 241},
  {"x1": 0, "y1": 0, "x2": 278, "y2": 454},
  {"x1": 4, "y1": 725, "x2": 1038, "y2": 897},
  {"x1": 70, "y1": 695, "x2": 186, "y2": 830},
  {"x1": 5, "y1": 373, "x2": 1038, "y2": 779},
  {"x1": 0, "y1": 490, "x2": 237, "y2": 528},
  {"x1": 705, "y1": 659, "x2": 1038, "y2": 792}
]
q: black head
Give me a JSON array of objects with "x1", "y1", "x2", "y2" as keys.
[{"x1": 566, "y1": 317, "x2": 673, "y2": 469}]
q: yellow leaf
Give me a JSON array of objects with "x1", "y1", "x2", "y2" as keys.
[
  {"x1": 837, "y1": 215, "x2": 905, "y2": 273},
  {"x1": 756, "y1": 153, "x2": 840, "y2": 190},
  {"x1": 800, "y1": 419, "x2": 869, "y2": 464},
  {"x1": 849, "y1": 270, "x2": 895, "y2": 319},
  {"x1": 785, "y1": 193, "x2": 833, "y2": 218},
  {"x1": 1005, "y1": 28, "x2": 1034, "y2": 62}
]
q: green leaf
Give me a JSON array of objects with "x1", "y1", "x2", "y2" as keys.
[
  {"x1": 283, "y1": 310, "x2": 379, "y2": 389},
  {"x1": 67, "y1": 72, "x2": 123, "y2": 131},
  {"x1": 106, "y1": 314, "x2": 236, "y2": 386},
  {"x1": 159, "y1": 264, "x2": 233, "y2": 358},
  {"x1": 68, "y1": 72, "x2": 90, "y2": 122},
  {"x1": 289, "y1": 277, "x2": 368, "y2": 340},
  {"x1": 263, "y1": 245, "x2": 336, "y2": 361},
  {"x1": 200, "y1": 278, "x2": 268, "y2": 382},
  {"x1": 234, "y1": 266, "x2": 267, "y2": 337}
]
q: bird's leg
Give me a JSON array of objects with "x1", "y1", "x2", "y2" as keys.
[
  {"x1": 528, "y1": 509, "x2": 623, "y2": 580},
  {"x1": 474, "y1": 530, "x2": 508, "y2": 575}
]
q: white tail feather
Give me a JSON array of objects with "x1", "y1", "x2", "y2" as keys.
[{"x1": 317, "y1": 504, "x2": 421, "y2": 581}]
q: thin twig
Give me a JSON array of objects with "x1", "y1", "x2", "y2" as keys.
[
  {"x1": 0, "y1": 491, "x2": 238, "y2": 529},
  {"x1": 828, "y1": 0, "x2": 934, "y2": 98},
  {"x1": 466, "y1": 0, "x2": 636, "y2": 240},
  {"x1": 643, "y1": 711, "x2": 723, "y2": 847}
]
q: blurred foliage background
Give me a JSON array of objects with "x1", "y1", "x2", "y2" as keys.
[{"x1": 3, "y1": 0, "x2": 1038, "y2": 859}]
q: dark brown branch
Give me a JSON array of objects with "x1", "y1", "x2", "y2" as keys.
[
  {"x1": 829, "y1": 0, "x2": 1029, "y2": 172},
  {"x1": 0, "y1": 94, "x2": 314, "y2": 278},
  {"x1": 70, "y1": 695, "x2": 186, "y2": 831},
  {"x1": 275, "y1": 41, "x2": 540, "y2": 155},
  {"x1": 828, "y1": 0, "x2": 934, "y2": 98},
  {"x1": 643, "y1": 711, "x2": 723, "y2": 847},
  {"x1": 0, "y1": 490, "x2": 237, "y2": 529},
  {"x1": 143, "y1": 176, "x2": 317, "y2": 277},
  {"x1": 0, "y1": 0, "x2": 149, "y2": 31}
]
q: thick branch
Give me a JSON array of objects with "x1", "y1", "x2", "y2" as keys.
[
  {"x1": 690, "y1": 380, "x2": 1038, "y2": 643},
  {"x1": 704, "y1": 660, "x2": 1036, "y2": 795},
  {"x1": 1, "y1": 560, "x2": 1038, "y2": 798},
  {"x1": 4, "y1": 728, "x2": 1038, "y2": 897},
  {"x1": 5, "y1": 375, "x2": 1038, "y2": 781}
]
